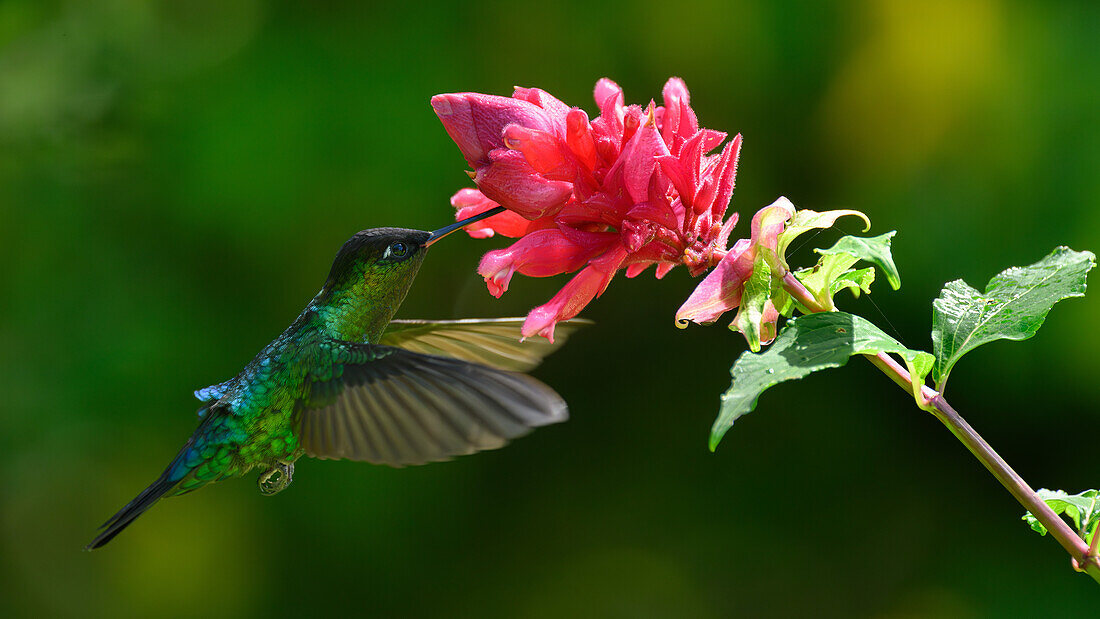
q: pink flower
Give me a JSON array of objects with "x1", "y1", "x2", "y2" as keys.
[
  {"x1": 434, "y1": 77, "x2": 744, "y2": 341},
  {"x1": 450, "y1": 189, "x2": 533, "y2": 239},
  {"x1": 477, "y1": 227, "x2": 618, "y2": 298},
  {"x1": 675, "y1": 197, "x2": 796, "y2": 343}
]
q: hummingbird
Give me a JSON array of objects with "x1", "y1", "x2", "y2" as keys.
[{"x1": 87, "y1": 207, "x2": 584, "y2": 550}]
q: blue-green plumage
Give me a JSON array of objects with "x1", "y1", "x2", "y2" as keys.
[{"x1": 88, "y1": 215, "x2": 580, "y2": 549}]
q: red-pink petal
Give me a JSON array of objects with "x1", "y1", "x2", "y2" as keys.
[
  {"x1": 521, "y1": 243, "x2": 629, "y2": 341},
  {"x1": 554, "y1": 193, "x2": 626, "y2": 229},
  {"x1": 451, "y1": 187, "x2": 494, "y2": 211},
  {"x1": 679, "y1": 130, "x2": 706, "y2": 187},
  {"x1": 621, "y1": 105, "x2": 644, "y2": 144},
  {"x1": 593, "y1": 78, "x2": 624, "y2": 141},
  {"x1": 512, "y1": 87, "x2": 570, "y2": 133},
  {"x1": 657, "y1": 155, "x2": 693, "y2": 211},
  {"x1": 451, "y1": 189, "x2": 531, "y2": 239},
  {"x1": 477, "y1": 228, "x2": 610, "y2": 298},
  {"x1": 625, "y1": 262, "x2": 651, "y2": 278},
  {"x1": 710, "y1": 134, "x2": 742, "y2": 219},
  {"x1": 660, "y1": 80, "x2": 683, "y2": 145},
  {"x1": 750, "y1": 196, "x2": 796, "y2": 251},
  {"x1": 674, "y1": 238, "x2": 753, "y2": 326},
  {"x1": 592, "y1": 245, "x2": 628, "y2": 297},
  {"x1": 432, "y1": 93, "x2": 557, "y2": 167},
  {"x1": 474, "y1": 150, "x2": 573, "y2": 220},
  {"x1": 717, "y1": 211, "x2": 740, "y2": 248},
  {"x1": 522, "y1": 265, "x2": 604, "y2": 342},
  {"x1": 555, "y1": 225, "x2": 620, "y2": 254},
  {"x1": 502, "y1": 124, "x2": 570, "y2": 177},
  {"x1": 693, "y1": 136, "x2": 738, "y2": 215},
  {"x1": 660, "y1": 77, "x2": 699, "y2": 152},
  {"x1": 622, "y1": 109, "x2": 672, "y2": 204},
  {"x1": 594, "y1": 79, "x2": 623, "y2": 117},
  {"x1": 565, "y1": 108, "x2": 598, "y2": 170},
  {"x1": 480, "y1": 261, "x2": 515, "y2": 297},
  {"x1": 626, "y1": 199, "x2": 679, "y2": 233},
  {"x1": 620, "y1": 220, "x2": 654, "y2": 253},
  {"x1": 699, "y1": 129, "x2": 727, "y2": 153},
  {"x1": 594, "y1": 135, "x2": 618, "y2": 167},
  {"x1": 458, "y1": 208, "x2": 532, "y2": 239}
]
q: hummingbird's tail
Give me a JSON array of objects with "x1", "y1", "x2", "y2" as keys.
[
  {"x1": 85, "y1": 428, "x2": 208, "y2": 550},
  {"x1": 85, "y1": 471, "x2": 178, "y2": 550},
  {"x1": 88, "y1": 411, "x2": 233, "y2": 550}
]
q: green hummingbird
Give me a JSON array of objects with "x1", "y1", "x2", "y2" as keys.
[{"x1": 87, "y1": 207, "x2": 584, "y2": 549}]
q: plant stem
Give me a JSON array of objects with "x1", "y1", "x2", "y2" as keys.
[
  {"x1": 781, "y1": 271, "x2": 822, "y2": 312},
  {"x1": 1089, "y1": 522, "x2": 1100, "y2": 559},
  {"x1": 779, "y1": 270, "x2": 1100, "y2": 582},
  {"x1": 930, "y1": 398, "x2": 1100, "y2": 578}
]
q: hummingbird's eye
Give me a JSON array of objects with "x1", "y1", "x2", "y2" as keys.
[{"x1": 386, "y1": 241, "x2": 410, "y2": 260}]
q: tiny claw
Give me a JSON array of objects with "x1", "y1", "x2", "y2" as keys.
[{"x1": 258, "y1": 461, "x2": 295, "y2": 496}]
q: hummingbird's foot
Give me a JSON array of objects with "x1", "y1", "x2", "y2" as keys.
[{"x1": 258, "y1": 461, "x2": 294, "y2": 496}]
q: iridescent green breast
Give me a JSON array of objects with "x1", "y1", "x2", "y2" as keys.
[{"x1": 174, "y1": 317, "x2": 332, "y2": 490}]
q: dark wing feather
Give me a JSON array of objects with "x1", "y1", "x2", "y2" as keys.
[
  {"x1": 297, "y1": 344, "x2": 568, "y2": 467},
  {"x1": 380, "y1": 318, "x2": 591, "y2": 372}
]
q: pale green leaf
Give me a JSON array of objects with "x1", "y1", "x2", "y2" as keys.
[
  {"x1": 816, "y1": 232, "x2": 900, "y2": 290},
  {"x1": 794, "y1": 248, "x2": 877, "y2": 310},
  {"x1": 1023, "y1": 489, "x2": 1100, "y2": 545},
  {"x1": 931, "y1": 246, "x2": 1095, "y2": 390},
  {"x1": 795, "y1": 252, "x2": 859, "y2": 310},
  {"x1": 831, "y1": 267, "x2": 876, "y2": 299},
  {"x1": 776, "y1": 209, "x2": 871, "y2": 263},
  {"x1": 731, "y1": 252, "x2": 773, "y2": 352},
  {"x1": 773, "y1": 286, "x2": 795, "y2": 318}
]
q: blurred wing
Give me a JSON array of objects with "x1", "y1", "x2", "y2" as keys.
[
  {"x1": 296, "y1": 344, "x2": 568, "y2": 467},
  {"x1": 380, "y1": 318, "x2": 591, "y2": 372}
]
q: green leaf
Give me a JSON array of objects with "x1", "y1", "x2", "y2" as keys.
[
  {"x1": 930, "y1": 246, "x2": 1095, "y2": 390},
  {"x1": 795, "y1": 252, "x2": 857, "y2": 307},
  {"x1": 711, "y1": 312, "x2": 933, "y2": 450},
  {"x1": 1023, "y1": 489, "x2": 1100, "y2": 545},
  {"x1": 831, "y1": 267, "x2": 875, "y2": 299},
  {"x1": 775, "y1": 209, "x2": 871, "y2": 263},
  {"x1": 773, "y1": 286, "x2": 795, "y2": 318},
  {"x1": 816, "y1": 232, "x2": 900, "y2": 290},
  {"x1": 731, "y1": 252, "x2": 773, "y2": 352},
  {"x1": 794, "y1": 251, "x2": 877, "y2": 310},
  {"x1": 795, "y1": 250, "x2": 877, "y2": 308}
]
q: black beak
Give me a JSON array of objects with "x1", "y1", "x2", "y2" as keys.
[{"x1": 424, "y1": 206, "x2": 507, "y2": 247}]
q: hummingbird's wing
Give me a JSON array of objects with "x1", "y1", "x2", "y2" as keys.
[
  {"x1": 295, "y1": 343, "x2": 568, "y2": 467},
  {"x1": 379, "y1": 318, "x2": 592, "y2": 372}
]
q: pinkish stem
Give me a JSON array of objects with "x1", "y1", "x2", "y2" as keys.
[
  {"x1": 779, "y1": 269, "x2": 1100, "y2": 582},
  {"x1": 1090, "y1": 522, "x2": 1100, "y2": 559}
]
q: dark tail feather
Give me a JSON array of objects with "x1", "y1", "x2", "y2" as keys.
[{"x1": 85, "y1": 473, "x2": 178, "y2": 550}]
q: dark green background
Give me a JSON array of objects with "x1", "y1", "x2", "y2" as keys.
[{"x1": 2, "y1": 1, "x2": 1097, "y2": 616}]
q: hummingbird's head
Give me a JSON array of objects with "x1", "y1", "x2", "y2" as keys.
[
  {"x1": 322, "y1": 227, "x2": 431, "y2": 301},
  {"x1": 316, "y1": 206, "x2": 507, "y2": 342}
]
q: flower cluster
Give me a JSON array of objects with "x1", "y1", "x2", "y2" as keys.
[{"x1": 434, "y1": 77, "x2": 783, "y2": 342}]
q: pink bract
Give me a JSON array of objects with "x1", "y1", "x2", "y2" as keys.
[
  {"x1": 433, "y1": 77, "x2": 750, "y2": 341},
  {"x1": 675, "y1": 197, "x2": 796, "y2": 343}
]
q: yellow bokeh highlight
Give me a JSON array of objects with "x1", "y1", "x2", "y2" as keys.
[{"x1": 821, "y1": 0, "x2": 1005, "y2": 176}]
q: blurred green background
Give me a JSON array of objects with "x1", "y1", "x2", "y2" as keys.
[{"x1": 2, "y1": 0, "x2": 1098, "y2": 616}]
